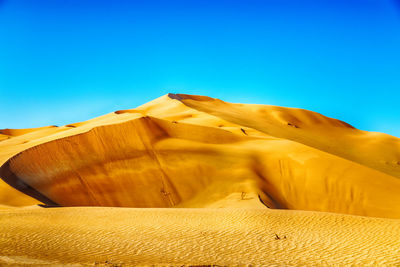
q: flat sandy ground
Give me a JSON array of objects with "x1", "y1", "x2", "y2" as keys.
[{"x1": 1, "y1": 206, "x2": 400, "y2": 266}]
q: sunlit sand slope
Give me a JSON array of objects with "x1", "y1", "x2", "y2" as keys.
[
  {"x1": 167, "y1": 94, "x2": 400, "y2": 178},
  {"x1": 1, "y1": 94, "x2": 400, "y2": 219},
  {"x1": 1, "y1": 207, "x2": 399, "y2": 266}
]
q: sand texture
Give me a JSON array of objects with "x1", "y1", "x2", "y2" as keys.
[
  {"x1": 1, "y1": 207, "x2": 400, "y2": 266},
  {"x1": 1, "y1": 94, "x2": 400, "y2": 265}
]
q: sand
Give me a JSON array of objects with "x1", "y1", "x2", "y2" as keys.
[
  {"x1": 0, "y1": 93, "x2": 400, "y2": 265},
  {"x1": 1, "y1": 207, "x2": 400, "y2": 266}
]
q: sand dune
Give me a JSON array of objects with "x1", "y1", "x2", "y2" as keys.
[
  {"x1": 1, "y1": 93, "x2": 400, "y2": 265},
  {"x1": 1, "y1": 94, "x2": 400, "y2": 217}
]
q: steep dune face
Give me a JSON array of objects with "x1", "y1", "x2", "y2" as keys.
[
  {"x1": 1, "y1": 94, "x2": 400, "y2": 218},
  {"x1": 1, "y1": 117, "x2": 256, "y2": 207}
]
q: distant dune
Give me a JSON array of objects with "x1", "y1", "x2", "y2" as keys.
[{"x1": 1, "y1": 94, "x2": 400, "y2": 265}]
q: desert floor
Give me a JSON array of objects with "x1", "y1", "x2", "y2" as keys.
[{"x1": 1, "y1": 206, "x2": 400, "y2": 266}]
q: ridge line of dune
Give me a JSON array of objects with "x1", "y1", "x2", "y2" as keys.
[
  {"x1": 0, "y1": 115, "x2": 254, "y2": 206},
  {"x1": 1, "y1": 113, "x2": 250, "y2": 167}
]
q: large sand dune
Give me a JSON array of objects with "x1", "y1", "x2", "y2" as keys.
[{"x1": 1, "y1": 94, "x2": 400, "y2": 265}]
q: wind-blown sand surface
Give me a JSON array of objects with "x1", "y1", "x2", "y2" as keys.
[
  {"x1": 1, "y1": 207, "x2": 400, "y2": 266},
  {"x1": 1, "y1": 93, "x2": 400, "y2": 265}
]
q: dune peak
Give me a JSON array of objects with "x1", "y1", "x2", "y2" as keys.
[{"x1": 168, "y1": 93, "x2": 217, "y2": 102}]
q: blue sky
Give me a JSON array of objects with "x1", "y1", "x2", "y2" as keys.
[{"x1": 1, "y1": 0, "x2": 399, "y2": 137}]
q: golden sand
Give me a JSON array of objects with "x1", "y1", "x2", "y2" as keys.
[
  {"x1": 1, "y1": 207, "x2": 400, "y2": 266},
  {"x1": 0, "y1": 94, "x2": 399, "y2": 265}
]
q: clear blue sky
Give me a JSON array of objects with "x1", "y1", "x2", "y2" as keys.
[{"x1": 1, "y1": 0, "x2": 400, "y2": 137}]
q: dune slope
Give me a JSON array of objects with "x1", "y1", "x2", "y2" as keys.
[{"x1": 167, "y1": 94, "x2": 400, "y2": 179}]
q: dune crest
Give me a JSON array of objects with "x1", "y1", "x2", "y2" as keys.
[{"x1": 0, "y1": 126, "x2": 58, "y2": 137}]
